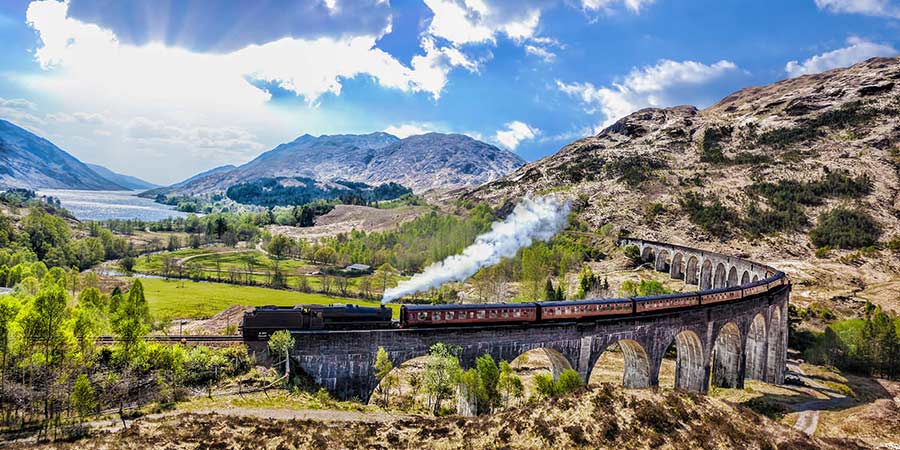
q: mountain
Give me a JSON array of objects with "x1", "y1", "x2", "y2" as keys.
[
  {"x1": 159, "y1": 132, "x2": 525, "y2": 197},
  {"x1": 86, "y1": 163, "x2": 159, "y2": 190},
  {"x1": 465, "y1": 57, "x2": 900, "y2": 277},
  {"x1": 0, "y1": 119, "x2": 125, "y2": 190}
]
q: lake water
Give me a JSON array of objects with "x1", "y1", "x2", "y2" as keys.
[{"x1": 38, "y1": 189, "x2": 191, "y2": 221}]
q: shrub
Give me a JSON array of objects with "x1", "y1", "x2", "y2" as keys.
[
  {"x1": 809, "y1": 208, "x2": 882, "y2": 249},
  {"x1": 679, "y1": 192, "x2": 739, "y2": 237},
  {"x1": 814, "y1": 246, "x2": 831, "y2": 258},
  {"x1": 604, "y1": 156, "x2": 667, "y2": 186},
  {"x1": 887, "y1": 236, "x2": 900, "y2": 252}
]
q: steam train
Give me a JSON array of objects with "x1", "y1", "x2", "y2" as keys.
[{"x1": 241, "y1": 272, "x2": 789, "y2": 341}]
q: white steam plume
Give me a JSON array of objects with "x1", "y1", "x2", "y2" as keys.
[{"x1": 382, "y1": 195, "x2": 571, "y2": 304}]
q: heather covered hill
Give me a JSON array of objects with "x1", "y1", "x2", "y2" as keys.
[
  {"x1": 464, "y1": 57, "x2": 900, "y2": 307},
  {"x1": 156, "y1": 132, "x2": 525, "y2": 197}
]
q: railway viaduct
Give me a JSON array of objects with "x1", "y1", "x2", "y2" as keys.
[{"x1": 279, "y1": 239, "x2": 789, "y2": 402}]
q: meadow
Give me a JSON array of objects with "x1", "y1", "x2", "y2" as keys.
[{"x1": 133, "y1": 277, "x2": 400, "y2": 320}]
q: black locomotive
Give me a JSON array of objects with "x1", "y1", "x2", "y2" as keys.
[{"x1": 241, "y1": 304, "x2": 392, "y2": 340}]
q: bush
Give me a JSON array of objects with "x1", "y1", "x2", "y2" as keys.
[
  {"x1": 809, "y1": 208, "x2": 882, "y2": 249},
  {"x1": 887, "y1": 236, "x2": 900, "y2": 252},
  {"x1": 679, "y1": 192, "x2": 740, "y2": 237},
  {"x1": 604, "y1": 156, "x2": 667, "y2": 186}
]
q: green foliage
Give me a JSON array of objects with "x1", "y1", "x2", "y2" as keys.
[
  {"x1": 803, "y1": 307, "x2": 900, "y2": 378},
  {"x1": 555, "y1": 369, "x2": 584, "y2": 395},
  {"x1": 699, "y1": 126, "x2": 732, "y2": 164},
  {"x1": 743, "y1": 169, "x2": 873, "y2": 236},
  {"x1": 423, "y1": 342, "x2": 463, "y2": 414},
  {"x1": 111, "y1": 279, "x2": 151, "y2": 364},
  {"x1": 809, "y1": 207, "x2": 882, "y2": 249},
  {"x1": 71, "y1": 373, "x2": 97, "y2": 419},
  {"x1": 532, "y1": 369, "x2": 583, "y2": 399},
  {"x1": 267, "y1": 234, "x2": 292, "y2": 259},
  {"x1": 225, "y1": 176, "x2": 411, "y2": 207},
  {"x1": 679, "y1": 192, "x2": 740, "y2": 237},
  {"x1": 885, "y1": 235, "x2": 900, "y2": 252},
  {"x1": 623, "y1": 245, "x2": 641, "y2": 266},
  {"x1": 267, "y1": 330, "x2": 295, "y2": 360},
  {"x1": 475, "y1": 354, "x2": 500, "y2": 413},
  {"x1": 604, "y1": 156, "x2": 668, "y2": 186},
  {"x1": 757, "y1": 101, "x2": 887, "y2": 148},
  {"x1": 497, "y1": 360, "x2": 524, "y2": 408},
  {"x1": 619, "y1": 279, "x2": 671, "y2": 297}
]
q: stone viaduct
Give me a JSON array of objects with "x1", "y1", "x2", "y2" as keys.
[{"x1": 281, "y1": 239, "x2": 789, "y2": 402}]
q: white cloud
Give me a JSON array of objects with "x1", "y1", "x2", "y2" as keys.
[
  {"x1": 558, "y1": 59, "x2": 739, "y2": 129},
  {"x1": 525, "y1": 44, "x2": 556, "y2": 62},
  {"x1": 125, "y1": 117, "x2": 265, "y2": 158},
  {"x1": 384, "y1": 123, "x2": 438, "y2": 138},
  {"x1": 15, "y1": 0, "x2": 483, "y2": 183},
  {"x1": 814, "y1": 0, "x2": 900, "y2": 18},
  {"x1": 0, "y1": 97, "x2": 46, "y2": 133},
  {"x1": 785, "y1": 36, "x2": 897, "y2": 78},
  {"x1": 494, "y1": 121, "x2": 539, "y2": 150},
  {"x1": 581, "y1": 0, "x2": 656, "y2": 12},
  {"x1": 423, "y1": 0, "x2": 544, "y2": 46}
]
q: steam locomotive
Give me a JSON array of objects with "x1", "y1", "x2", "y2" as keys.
[{"x1": 241, "y1": 272, "x2": 788, "y2": 341}]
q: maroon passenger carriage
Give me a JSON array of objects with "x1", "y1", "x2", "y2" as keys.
[{"x1": 242, "y1": 272, "x2": 789, "y2": 339}]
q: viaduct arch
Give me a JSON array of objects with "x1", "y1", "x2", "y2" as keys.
[{"x1": 277, "y1": 239, "x2": 789, "y2": 402}]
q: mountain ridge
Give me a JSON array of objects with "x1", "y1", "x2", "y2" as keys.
[
  {"x1": 464, "y1": 57, "x2": 900, "y2": 278},
  {"x1": 155, "y1": 132, "x2": 525, "y2": 197},
  {"x1": 86, "y1": 163, "x2": 159, "y2": 190},
  {"x1": 0, "y1": 119, "x2": 125, "y2": 191}
]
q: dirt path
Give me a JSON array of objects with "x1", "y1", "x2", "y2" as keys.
[{"x1": 788, "y1": 362, "x2": 854, "y2": 436}]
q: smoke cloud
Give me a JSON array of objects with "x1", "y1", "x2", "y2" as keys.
[{"x1": 382, "y1": 195, "x2": 571, "y2": 304}]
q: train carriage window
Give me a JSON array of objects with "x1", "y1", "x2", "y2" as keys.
[
  {"x1": 417, "y1": 312, "x2": 427, "y2": 321},
  {"x1": 477, "y1": 310, "x2": 485, "y2": 319},
  {"x1": 513, "y1": 310, "x2": 521, "y2": 318},
  {"x1": 489, "y1": 310, "x2": 498, "y2": 319},
  {"x1": 502, "y1": 310, "x2": 509, "y2": 318}
]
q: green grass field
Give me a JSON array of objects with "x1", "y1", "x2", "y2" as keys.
[{"x1": 132, "y1": 277, "x2": 399, "y2": 320}]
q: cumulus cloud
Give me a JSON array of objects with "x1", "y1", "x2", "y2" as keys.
[
  {"x1": 785, "y1": 36, "x2": 898, "y2": 78},
  {"x1": 581, "y1": 0, "x2": 656, "y2": 12},
  {"x1": 423, "y1": 0, "x2": 545, "y2": 45},
  {"x1": 557, "y1": 59, "x2": 739, "y2": 129},
  {"x1": 125, "y1": 117, "x2": 265, "y2": 157},
  {"x1": 525, "y1": 44, "x2": 556, "y2": 62},
  {"x1": 814, "y1": 0, "x2": 900, "y2": 18},
  {"x1": 384, "y1": 123, "x2": 438, "y2": 138},
  {"x1": 495, "y1": 121, "x2": 539, "y2": 150}
]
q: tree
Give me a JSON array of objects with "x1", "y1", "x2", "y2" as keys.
[
  {"x1": 373, "y1": 263, "x2": 399, "y2": 298},
  {"x1": 423, "y1": 343, "x2": 462, "y2": 414},
  {"x1": 267, "y1": 234, "x2": 292, "y2": 260},
  {"x1": 497, "y1": 361, "x2": 524, "y2": 408},
  {"x1": 296, "y1": 275, "x2": 311, "y2": 293},
  {"x1": 20, "y1": 285, "x2": 70, "y2": 423},
  {"x1": 222, "y1": 231, "x2": 239, "y2": 248},
  {"x1": 374, "y1": 347, "x2": 397, "y2": 406},
  {"x1": 267, "y1": 330, "x2": 295, "y2": 377},
  {"x1": 167, "y1": 235, "x2": 180, "y2": 251},
  {"x1": 189, "y1": 234, "x2": 203, "y2": 249},
  {"x1": 533, "y1": 372, "x2": 556, "y2": 398},
  {"x1": 544, "y1": 278, "x2": 556, "y2": 301},
  {"x1": 71, "y1": 373, "x2": 96, "y2": 421},
  {"x1": 112, "y1": 279, "x2": 151, "y2": 364},
  {"x1": 313, "y1": 246, "x2": 337, "y2": 265},
  {"x1": 0, "y1": 296, "x2": 21, "y2": 390},
  {"x1": 555, "y1": 369, "x2": 583, "y2": 395},
  {"x1": 119, "y1": 255, "x2": 136, "y2": 273},
  {"x1": 475, "y1": 354, "x2": 500, "y2": 413}
]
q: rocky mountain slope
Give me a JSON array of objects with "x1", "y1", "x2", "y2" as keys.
[
  {"x1": 158, "y1": 132, "x2": 525, "y2": 196},
  {"x1": 465, "y1": 57, "x2": 900, "y2": 304},
  {"x1": 0, "y1": 119, "x2": 125, "y2": 190},
  {"x1": 86, "y1": 163, "x2": 159, "y2": 190}
]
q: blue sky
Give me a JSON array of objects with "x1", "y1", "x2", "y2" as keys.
[{"x1": 0, "y1": 0, "x2": 898, "y2": 185}]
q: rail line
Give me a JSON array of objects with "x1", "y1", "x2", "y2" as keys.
[{"x1": 97, "y1": 335, "x2": 244, "y2": 343}]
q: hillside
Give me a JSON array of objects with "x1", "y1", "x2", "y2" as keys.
[
  {"x1": 86, "y1": 163, "x2": 159, "y2": 190},
  {"x1": 157, "y1": 132, "x2": 525, "y2": 197},
  {"x1": 0, "y1": 119, "x2": 125, "y2": 190},
  {"x1": 464, "y1": 57, "x2": 900, "y2": 307},
  {"x1": 14, "y1": 385, "x2": 860, "y2": 450}
]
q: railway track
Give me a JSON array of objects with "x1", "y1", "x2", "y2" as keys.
[{"x1": 97, "y1": 335, "x2": 244, "y2": 344}]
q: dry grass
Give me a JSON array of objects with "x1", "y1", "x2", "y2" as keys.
[{"x1": 16, "y1": 385, "x2": 862, "y2": 450}]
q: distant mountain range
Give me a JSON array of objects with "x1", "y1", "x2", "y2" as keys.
[
  {"x1": 0, "y1": 119, "x2": 160, "y2": 191},
  {"x1": 152, "y1": 132, "x2": 525, "y2": 197},
  {"x1": 85, "y1": 163, "x2": 159, "y2": 190},
  {"x1": 0, "y1": 119, "x2": 126, "y2": 190}
]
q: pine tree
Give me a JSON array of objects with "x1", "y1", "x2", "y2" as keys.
[{"x1": 544, "y1": 278, "x2": 555, "y2": 301}]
